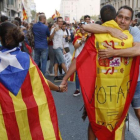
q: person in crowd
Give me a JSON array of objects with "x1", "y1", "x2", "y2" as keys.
[
  {"x1": 83, "y1": 5, "x2": 140, "y2": 136},
  {"x1": 11, "y1": 20, "x2": 19, "y2": 26},
  {"x1": 47, "y1": 23, "x2": 55, "y2": 76},
  {"x1": 95, "y1": 20, "x2": 102, "y2": 25},
  {"x1": 72, "y1": 24, "x2": 88, "y2": 97},
  {"x1": 0, "y1": 21, "x2": 66, "y2": 140},
  {"x1": 61, "y1": 5, "x2": 138, "y2": 140},
  {"x1": 0, "y1": 15, "x2": 8, "y2": 23},
  {"x1": 84, "y1": 15, "x2": 91, "y2": 24},
  {"x1": 131, "y1": 18, "x2": 138, "y2": 27},
  {"x1": 33, "y1": 14, "x2": 50, "y2": 75},
  {"x1": 70, "y1": 24, "x2": 75, "y2": 42},
  {"x1": 50, "y1": 17, "x2": 67, "y2": 82},
  {"x1": 62, "y1": 21, "x2": 71, "y2": 53},
  {"x1": 27, "y1": 23, "x2": 34, "y2": 49}
]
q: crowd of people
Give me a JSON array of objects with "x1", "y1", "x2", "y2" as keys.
[{"x1": 0, "y1": 3, "x2": 140, "y2": 140}]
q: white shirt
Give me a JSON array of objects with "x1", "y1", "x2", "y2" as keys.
[
  {"x1": 50, "y1": 27, "x2": 64, "y2": 49},
  {"x1": 75, "y1": 40, "x2": 85, "y2": 58},
  {"x1": 129, "y1": 26, "x2": 140, "y2": 81},
  {"x1": 63, "y1": 30, "x2": 70, "y2": 48}
]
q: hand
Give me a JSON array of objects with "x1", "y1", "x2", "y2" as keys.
[
  {"x1": 81, "y1": 36, "x2": 86, "y2": 42},
  {"x1": 61, "y1": 79, "x2": 68, "y2": 87},
  {"x1": 98, "y1": 42, "x2": 115, "y2": 59},
  {"x1": 68, "y1": 36, "x2": 71, "y2": 40},
  {"x1": 109, "y1": 27, "x2": 128, "y2": 40},
  {"x1": 133, "y1": 42, "x2": 140, "y2": 47},
  {"x1": 88, "y1": 33, "x2": 91, "y2": 37},
  {"x1": 63, "y1": 49, "x2": 66, "y2": 54},
  {"x1": 59, "y1": 85, "x2": 67, "y2": 92},
  {"x1": 54, "y1": 27, "x2": 58, "y2": 32}
]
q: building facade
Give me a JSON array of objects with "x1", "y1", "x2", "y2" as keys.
[
  {"x1": 60, "y1": 0, "x2": 100, "y2": 23},
  {"x1": 100, "y1": 0, "x2": 140, "y2": 17},
  {"x1": 0, "y1": 0, "x2": 36, "y2": 22}
]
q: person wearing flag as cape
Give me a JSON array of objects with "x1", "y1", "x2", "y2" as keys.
[
  {"x1": 0, "y1": 22, "x2": 67, "y2": 140},
  {"x1": 61, "y1": 5, "x2": 139, "y2": 140},
  {"x1": 82, "y1": 5, "x2": 140, "y2": 139},
  {"x1": 70, "y1": 24, "x2": 88, "y2": 96}
]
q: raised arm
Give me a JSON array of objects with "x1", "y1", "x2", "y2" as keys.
[{"x1": 82, "y1": 24, "x2": 128, "y2": 40}]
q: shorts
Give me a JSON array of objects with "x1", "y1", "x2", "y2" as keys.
[
  {"x1": 53, "y1": 47, "x2": 65, "y2": 65},
  {"x1": 131, "y1": 81, "x2": 140, "y2": 109}
]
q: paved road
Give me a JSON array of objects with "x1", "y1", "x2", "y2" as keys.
[{"x1": 46, "y1": 43, "x2": 140, "y2": 140}]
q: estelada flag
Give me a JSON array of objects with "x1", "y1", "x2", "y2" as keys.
[
  {"x1": 76, "y1": 20, "x2": 140, "y2": 140},
  {"x1": 0, "y1": 47, "x2": 62, "y2": 140},
  {"x1": 52, "y1": 14, "x2": 56, "y2": 20},
  {"x1": 22, "y1": 4, "x2": 28, "y2": 20}
]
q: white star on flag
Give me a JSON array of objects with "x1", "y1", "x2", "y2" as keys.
[{"x1": 0, "y1": 50, "x2": 23, "y2": 72}]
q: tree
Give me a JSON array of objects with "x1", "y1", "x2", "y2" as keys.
[
  {"x1": 47, "y1": 17, "x2": 55, "y2": 23},
  {"x1": 31, "y1": 10, "x2": 36, "y2": 20}
]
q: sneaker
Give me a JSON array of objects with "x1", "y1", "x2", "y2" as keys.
[
  {"x1": 54, "y1": 76, "x2": 63, "y2": 82},
  {"x1": 46, "y1": 70, "x2": 55, "y2": 76},
  {"x1": 73, "y1": 90, "x2": 80, "y2": 97}
]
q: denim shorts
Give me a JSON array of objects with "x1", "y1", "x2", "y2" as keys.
[
  {"x1": 53, "y1": 47, "x2": 65, "y2": 65},
  {"x1": 131, "y1": 81, "x2": 140, "y2": 109}
]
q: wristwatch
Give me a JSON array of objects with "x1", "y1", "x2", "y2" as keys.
[{"x1": 56, "y1": 86, "x2": 61, "y2": 92}]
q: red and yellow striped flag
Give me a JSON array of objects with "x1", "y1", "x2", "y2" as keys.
[
  {"x1": 0, "y1": 49, "x2": 62, "y2": 140},
  {"x1": 76, "y1": 20, "x2": 140, "y2": 140},
  {"x1": 55, "y1": 10, "x2": 60, "y2": 17},
  {"x1": 22, "y1": 4, "x2": 28, "y2": 20}
]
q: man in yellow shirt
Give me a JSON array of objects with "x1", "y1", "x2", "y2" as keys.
[{"x1": 61, "y1": 5, "x2": 139, "y2": 140}]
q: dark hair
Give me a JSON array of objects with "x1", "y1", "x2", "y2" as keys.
[
  {"x1": 95, "y1": 21, "x2": 102, "y2": 25},
  {"x1": 117, "y1": 5, "x2": 134, "y2": 20},
  {"x1": 1, "y1": 15, "x2": 8, "y2": 22},
  {"x1": 136, "y1": 12, "x2": 140, "y2": 18},
  {"x1": 11, "y1": 20, "x2": 19, "y2": 26},
  {"x1": 63, "y1": 21, "x2": 67, "y2": 25},
  {"x1": 100, "y1": 5, "x2": 116, "y2": 22},
  {"x1": 84, "y1": 15, "x2": 90, "y2": 20},
  {"x1": 0, "y1": 22, "x2": 24, "y2": 49},
  {"x1": 57, "y1": 17, "x2": 63, "y2": 21},
  {"x1": 15, "y1": 17, "x2": 21, "y2": 26}
]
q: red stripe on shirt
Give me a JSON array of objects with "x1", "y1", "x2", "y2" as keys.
[
  {"x1": 0, "y1": 83, "x2": 20, "y2": 140},
  {"x1": 21, "y1": 72, "x2": 44, "y2": 140}
]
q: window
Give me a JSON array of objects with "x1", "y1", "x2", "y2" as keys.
[{"x1": 8, "y1": 0, "x2": 14, "y2": 5}]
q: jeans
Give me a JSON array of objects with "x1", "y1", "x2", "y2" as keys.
[
  {"x1": 48, "y1": 46, "x2": 55, "y2": 73},
  {"x1": 34, "y1": 48, "x2": 49, "y2": 75},
  {"x1": 75, "y1": 71, "x2": 80, "y2": 90},
  {"x1": 53, "y1": 47, "x2": 65, "y2": 65}
]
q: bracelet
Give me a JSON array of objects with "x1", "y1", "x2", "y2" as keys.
[{"x1": 56, "y1": 86, "x2": 61, "y2": 92}]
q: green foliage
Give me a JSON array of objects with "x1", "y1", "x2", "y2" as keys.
[
  {"x1": 31, "y1": 10, "x2": 36, "y2": 20},
  {"x1": 47, "y1": 17, "x2": 54, "y2": 23}
]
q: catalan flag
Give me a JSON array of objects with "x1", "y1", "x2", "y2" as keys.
[
  {"x1": 0, "y1": 47, "x2": 62, "y2": 140},
  {"x1": 55, "y1": 10, "x2": 60, "y2": 17},
  {"x1": 76, "y1": 20, "x2": 140, "y2": 140},
  {"x1": 52, "y1": 14, "x2": 56, "y2": 20},
  {"x1": 22, "y1": 4, "x2": 28, "y2": 20}
]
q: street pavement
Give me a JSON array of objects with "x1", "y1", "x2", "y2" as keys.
[{"x1": 46, "y1": 43, "x2": 140, "y2": 140}]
